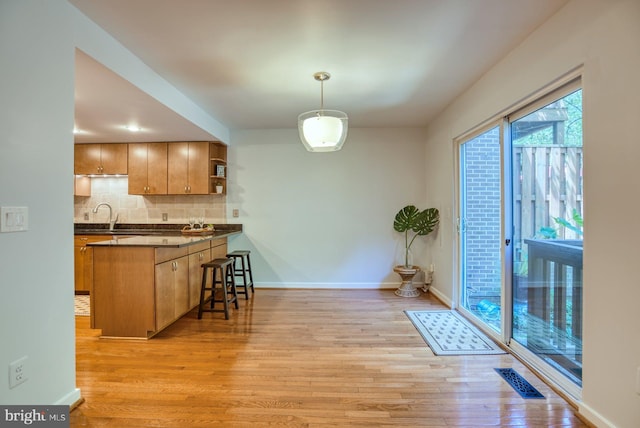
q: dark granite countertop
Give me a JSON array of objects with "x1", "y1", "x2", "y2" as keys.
[
  {"x1": 75, "y1": 223, "x2": 241, "y2": 235},
  {"x1": 76, "y1": 223, "x2": 242, "y2": 248}
]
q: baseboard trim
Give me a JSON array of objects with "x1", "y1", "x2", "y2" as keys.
[
  {"x1": 70, "y1": 396, "x2": 85, "y2": 412},
  {"x1": 427, "y1": 286, "x2": 452, "y2": 307},
  {"x1": 55, "y1": 387, "x2": 82, "y2": 407},
  {"x1": 255, "y1": 282, "x2": 400, "y2": 289},
  {"x1": 578, "y1": 402, "x2": 616, "y2": 428}
]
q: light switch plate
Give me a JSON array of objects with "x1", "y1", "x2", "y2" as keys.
[{"x1": 1, "y1": 206, "x2": 28, "y2": 232}]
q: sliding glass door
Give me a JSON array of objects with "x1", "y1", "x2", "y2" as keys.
[
  {"x1": 458, "y1": 125, "x2": 503, "y2": 334},
  {"x1": 510, "y1": 86, "x2": 583, "y2": 388},
  {"x1": 456, "y1": 79, "x2": 583, "y2": 394}
]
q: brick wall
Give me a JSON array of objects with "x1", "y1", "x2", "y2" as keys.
[{"x1": 463, "y1": 128, "x2": 502, "y2": 307}]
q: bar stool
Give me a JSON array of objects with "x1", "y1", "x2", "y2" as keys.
[
  {"x1": 226, "y1": 250, "x2": 255, "y2": 299},
  {"x1": 198, "y1": 258, "x2": 238, "y2": 320}
]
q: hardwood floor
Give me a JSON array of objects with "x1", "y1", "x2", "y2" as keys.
[{"x1": 71, "y1": 289, "x2": 587, "y2": 427}]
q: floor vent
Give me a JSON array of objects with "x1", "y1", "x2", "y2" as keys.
[{"x1": 494, "y1": 368, "x2": 545, "y2": 399}]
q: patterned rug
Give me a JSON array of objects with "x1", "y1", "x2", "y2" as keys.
[
  {"x1": 74, "y1": 294, "x2": 90, "y2": 316},
  {"x1": 405, "y1": 310, "x2": 505, "y2": 355}
]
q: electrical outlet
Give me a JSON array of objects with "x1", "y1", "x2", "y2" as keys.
[
  {"x1": 162, "y1": 213, "x2": 168, "y2": 221},
  {"x1": 83, "y1": 212, "x2": 89, "y2": 221},
  {"x1": 232, "y1": 209, "x2": 239, "y2": 218},
  {"x1": 9, "y1": 356, "x2": 28, "y2": 388}
]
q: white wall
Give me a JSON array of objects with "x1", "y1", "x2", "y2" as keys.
[
  {"x1": 0, "y1": 0, "x2": 232, "y2": 406},
  {"x1": 0, "y1": 0, "x2": 78, "y2": 405},
  {"x1": 227, "y1": 128, "x2": 432, "y2": 288},
  {"x1": 423, "y1": 0, "x2": 640, "y2": 426}
]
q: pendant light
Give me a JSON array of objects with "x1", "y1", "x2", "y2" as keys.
[{"x1": 298, "y1": 72, "x2": 348, "y2": 152}]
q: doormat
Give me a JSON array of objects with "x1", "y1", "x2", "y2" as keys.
[
  {"x1": 405, "y1": 310, "x2": 505, "y2": 355},
  {"x1": 74, "y1": 294, "x2": 90, "y2": 316},
  {"x1": 494, "y1": 368, "x2": 545, "y2": 398}
]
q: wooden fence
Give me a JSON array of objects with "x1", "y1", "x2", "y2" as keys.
[{"x1": 513, "y1": 145, "x2": 583, "y2": 251}]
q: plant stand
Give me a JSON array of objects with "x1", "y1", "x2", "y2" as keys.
[{"x1": 393, "y1": 265, "x2": 421, "y2": 298}]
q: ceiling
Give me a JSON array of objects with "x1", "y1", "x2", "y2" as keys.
[{"x1": 71, "y1": 0, "x2": 569, "y2": 143}]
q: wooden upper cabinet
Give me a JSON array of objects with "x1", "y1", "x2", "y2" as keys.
[
  {"x1": 75, "y1": 143, "x2": 128, "y2": 175},
  {"x1": 167, "y1": 142, "x2": 210, "y2": 194},
  {"x1": 74, "y1": 175, "x2": 91, "y2": 196},
  {"x1": 128, "y1": 143, "x2": 168, "y2": 195},
  {"x1": 73, "y1": 141, "x2": 224, "y2": 195}
]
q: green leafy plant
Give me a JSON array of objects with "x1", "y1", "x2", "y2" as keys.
[
  {"x1": 535, "y1": 209, "x2": 583, "y2": 239},
  {"x1": 554, "y1": 209, "x2": 583, "y2": 236},
  {"x1": 536, "y1": 226, "x2": 558, "y2": 239},
  {"x1": 393, "y1": 205, "x2": 440, "y2": 267}
]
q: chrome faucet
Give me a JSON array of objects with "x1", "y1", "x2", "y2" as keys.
[{"x1": 92, "y1": 203, "x2": 119, "y2": 231}]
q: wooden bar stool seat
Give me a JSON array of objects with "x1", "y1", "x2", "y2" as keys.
[
  {"x1": 198, "y1": 258, "x2": 238, "y2": 320},
  {"x1": 226, "y1": 250, "x2": 255, "y2": 300}
]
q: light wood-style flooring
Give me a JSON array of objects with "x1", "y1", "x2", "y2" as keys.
[{"x1": 71, "y1": 289, "x2": 588, "y2": 427}]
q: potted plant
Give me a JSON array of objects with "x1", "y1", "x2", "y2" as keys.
[{"x1": 393, "y1": 205, "x2": 439, "y2": 297}]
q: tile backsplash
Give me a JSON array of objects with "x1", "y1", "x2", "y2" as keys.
[{"x1": 74, "y1": 177, "x2": 226, "y2": 225}]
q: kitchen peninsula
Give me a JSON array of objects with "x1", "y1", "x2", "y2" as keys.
[{"x1": 83, "y1": 224, "x2": 242, "y2": 339}]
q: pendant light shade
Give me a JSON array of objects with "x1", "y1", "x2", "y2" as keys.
[{"x1": 298, "y1": 72, "x2": 348, "y2": 152}]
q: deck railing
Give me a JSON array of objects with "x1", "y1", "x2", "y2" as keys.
[{"x1": 523, "y1": 238, "x2": 583, "y2": 346}]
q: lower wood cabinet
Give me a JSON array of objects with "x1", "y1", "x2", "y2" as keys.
[
  {"x1": 188, "y1": 242, "x2": 211, "y2": 308},
  {"x1": 92, "y1": 238, "x2": 227, "y2": 338},
  {"x1": 155, "y1": 255, "x2": 189, "y2": 332},
  {"x1": 74, "y1": 235, "x2": 113, "y2": 293},
  {"x1": 74, "y1": 237, "x2": 92, "y2": 294}
]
